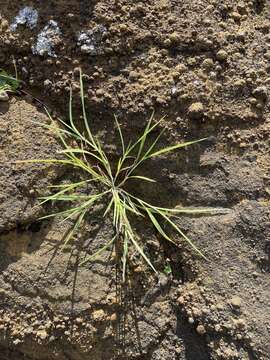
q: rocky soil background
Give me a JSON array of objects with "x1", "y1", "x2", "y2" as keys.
[{"x1": 0, "y1": 1, "x2": 269, "y2": 359}]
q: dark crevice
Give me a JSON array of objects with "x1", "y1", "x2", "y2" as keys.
[
  {"x1": 0, "y1": 346, "x2": 33, "y2": 360},
  {"x1": 27, "y1": 221, "x2": 42, "y2": 233},
  {"x1": 176, "y1": 311, "x2": 211, "y2": 360},
  {"x1": 253, "y1": 0, "x2": 266, "y2": 14}
]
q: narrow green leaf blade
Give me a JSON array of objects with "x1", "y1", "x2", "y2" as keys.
[
  {"x1": 148, "y1": 138, "x2": 207, "y2": 158},
  {"x1": 128, "y1": 175, "x2": 156, "y2": 183}
]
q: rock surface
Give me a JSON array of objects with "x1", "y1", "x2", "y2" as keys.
[{"x1": 0, "y1": 1, "x2": 270, "y2": 359}]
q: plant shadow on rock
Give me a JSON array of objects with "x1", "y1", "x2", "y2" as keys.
[
  {"x1": 0, "y1": 221, "x2": 51, "y2": 273},
  {"x1": 176, "y1": 312, "x2": 211, "y2": 360}
]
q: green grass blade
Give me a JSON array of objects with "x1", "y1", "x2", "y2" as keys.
[
  {"x1": 136, "y1": 111, "x2": 154, "y2": 161},
  {"x1": 16, "y1": 159, "x2": 74, "y2": 165},
  {"x1": 129, "y1": 234, "x2": 157, "y2": 274},
  {"x1": 39, "y1": 207, "x2": 81, "y2": 220},
  {"x1": 128, "y1": 175, "x2": 156, "y2": 183},
  {"x1": 143, "y1": 129, "x2": 165, "y2": 159},
  {"x1": 103, "y1": 195, "x2": 114, "y2": 217},
  {"x1": 39, "y1": 195, "x2": 90, "y2": 201},
  {"x1": 144, "y1": 207, "x2": 178, "y2": 245},
  {"x1": 158, "y1": 210, "x2": 207, "y2": 259},
  {"x1": 38, "y1": 182, "x2": 86, "y2": 206},
  {"x1": 147, "y1": 138, "x2": 207, "y2": 158},
  {"x1": 79, "y1": 68, "x2": 95, "y2": 146},
  {"x1": 47, "y1": 179, "x2": 93, "y2": 189},
  {"x1": 59, "y1": 148, "x2": 103, "y2": 162},
  {"x1": 114, "y1": 115, "x2": 125, "y2": 156},
  {"x1": 62, "y1": 210, "x2": 87, "y2": 249},
  {"x1": 126, "y1": 115, "x2": 164, "y2": 157},
  {"x1": 135, "y1": 197, "x2": 229, "y2": 215},
  {"x1": 120, "y1": 199, "x2": 143, "y2": 217}
]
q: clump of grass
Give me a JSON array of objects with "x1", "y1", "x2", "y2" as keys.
[
  {"x1": 0, "y1": 69, "x2": 19, "y2": 96},
  {"x1": 20, "y1": 70, "x2": 228, "y2": 281}
]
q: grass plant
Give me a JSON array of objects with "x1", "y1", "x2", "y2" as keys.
[
  {"x1": 0, "y1": 69, "x2": 19, "y2": 96},
  {"x1": 20, "y1": 70, "x2": 228, "y2": 281}
]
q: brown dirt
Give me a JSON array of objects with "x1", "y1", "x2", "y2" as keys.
[{"x1": 0, "y1": 1, "x2": 270, "y2": 359}]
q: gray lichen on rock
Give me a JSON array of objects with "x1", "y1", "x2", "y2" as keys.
[
  {"x1": 10, "y1": 7, "x2": 38, "y2": 31},
  {"x1": 77, "y1": 25, "x2": 107, "y2": 55},
  {"x1": 32, "y1": 20, "x2": 61, "y2": 57}
]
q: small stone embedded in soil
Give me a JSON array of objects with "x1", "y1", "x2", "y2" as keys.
[
  {"x1": 230, "y1": 296, "x2": 242, "y2": 308},
  {"x1": 44, "y1": 79, "x2": 52, "y2": 88},
  {"x1": 1, "y1": 19, "x2": 9, "y2": 30},
  {"x1": 252, "y1": 86, "x2": 268, "y2": 101},
  {"x1": 13, "y1": 339, "x2": 21, "y2": 345},
  {"x1": 77, "y1": 25, "x2": 107, "y2": 55},
  {"x1": 188, "y1": 102, "x2": 204, "y2": 119},
  {"x1": 129, "y1": 70, "x2": 139, "y2": 79},
  {"x1": 110, "y1": 313, "x2": 117, "y2": 321},
  {"x1": 0, "y1": 91, "x2": 9, "y2": 101},
  {"x1": 10, "y1": 7, "x2": 38, "y2": 31},
  {"x1": 36, "y1": 329, "x2": 48, "y2": 340},
  {"x1": 177, "y1": 296, "x2": 185, "y2": 305},
  {"x1": 75, "y1": 317, "x2": 83, "y2": 324},
  {"x1": 202, "y1": 58, "x2": 214, "y2": 70},
  {"x1": 169, "y1": 32, "x2": 180, "y2": 42},
  {"x1": 196, "y1": 324, "x2": 206, "y2": 335},
  {"x1": 231, "y1": 12, "x2": 241, "y2": 21},
  {"x1": 32, "y1": 20, "x2": 61, "y2": 57},
  {"x1": 92, "y1": 309, "x2": 106, "y2": 321},
  {"x1": 216, "y1": 49, "x2": 228, "y2": 61}
]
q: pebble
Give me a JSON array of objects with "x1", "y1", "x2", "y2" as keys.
[
  {"x1": 231, "y1": 12, "x2": 241, "y2": 21},
  {"x1": 36, "y1": 329, "x2": 48, "y2": 340},
  {"x1": 32, "y1": 20, "x2": 61, "y2": 57},
  {"x1": 216, "y1": 49, "x2": 228, "y2": 61},
  {"x1": 264, "y1": 51, "x2": 270, "y2": 60},
  {"x1": 75, "y1": 317, "x2": 83, "y2": 324},
  {"x1": 192, "y1": 308, "x2": 202, "y2": 317},
  {"x1": 163, "y1": 38, "x2": 172, "y2": 47},
  {"x1": 0, "y1": 91, "x2": 9, "y2": 101},
  {"x1": 110, "y1": 313, "x2": 117, "y2": 321},
  {"x1": 169, "y1": 32, "x2": 180, "y2": 42},
  {"x1": 230, "y1": 296, "x2": 242, "y2": 308},
  {"x1": 1, "y1": 19, "x2": 9, "y2": 29},
  {"x1": 202, "y1": 58, "x2": 214, "y2": 70},
  {"x1": 92, "y1": 309, "x2": 105, "y2": 321},
  {"x1": 44, "y1": 79, "x2": 52, "y2": 88},
  {"x1": 129, "y1": 70, "x2": 139, "y2": 79},
  {"x1": 13, "y1": 339, "x2": 21, "y2": 345},
  {"x1": 188, "y1": 102, "x2": 204, "y2": 119},
  {"x1": 196, "y1": 324, "x2": 206, "y2": 335},
  {"x1": 10, "y1": 7, "x2": 38, "y2": 31},
  {"x1": 177, "y1": 296, "x2": 185, "y2": 305},
  {"x1": 253, "y1": 86, "x2": 268, "y2": 101}
]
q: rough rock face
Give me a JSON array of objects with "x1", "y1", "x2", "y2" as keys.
[
  {"x1": 0, "y1": 99, "x2": 61, "y2": 232},
  {"x1": 0, "y1": 1, "x2": 270, "y2": 359}
]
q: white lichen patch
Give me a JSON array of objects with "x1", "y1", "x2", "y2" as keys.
[
  {"x1": 10, "y1": 7, "x2": 38, "y2": 31},
  {"x1": 32, "y1": 20, "x2": 61, "y2": 57},
  {"x1": 77, "y1": 25, "x2": 107, "y2": 55}
]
